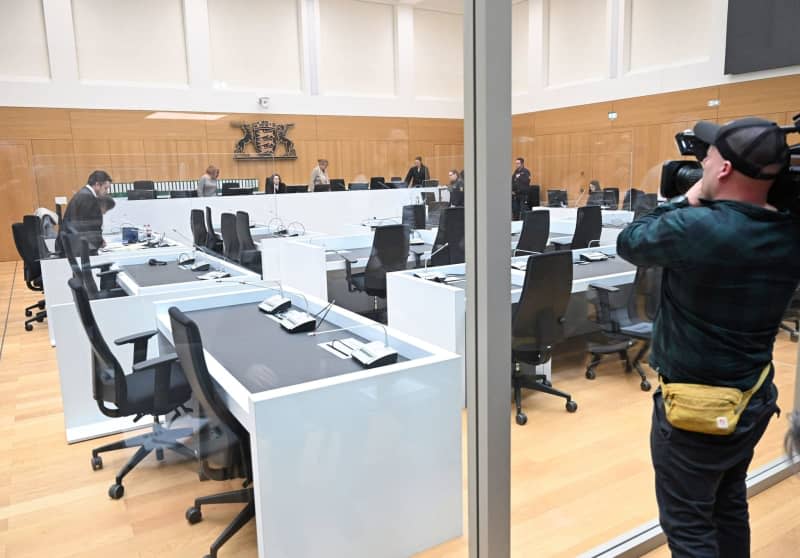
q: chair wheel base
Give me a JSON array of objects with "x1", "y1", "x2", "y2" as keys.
[
  {"x1": 566, "y1": 400, "x2": 578, "y2": 413},
  {"x1": 25, "y1": 309, "x2": 32, "y2": 317},
  {"x1": 108, "y1": 483, "x2": 124, "y2": 499},
  {"x1": 640, "y1": 379, "x2": 651, "y2": 391},
  {"x1": 792, "y1": 333, "x2": 799, "y2": 342},
  {"x1": 585, "y1": 369, "x2": 596, "y2": 380},
  {"x1": 186, "y1": 506, "x2": 202, "y2": 524},
  {"x1": 515, "y1": 412, "x2": 527, "y2": 425},
  {"x1": 91, "y1": 455, "x2": 103, "y2": 471},
  {"x1": 24, "y1": 324, "x2": 33, "y2": 332}
]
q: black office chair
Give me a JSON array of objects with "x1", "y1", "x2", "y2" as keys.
[
  {"x1": 402, "y1": 205, "x2": 426, "y2": 230},
  {"x1": 190, "y1": 209, "x2": 208, "y2": 247},
  {"x1": 235, "y1": 211, "x2": 262, "y2": 274},
  {"x1": 547, "y1": 189, "x2": 568, "y2": 208},
  {"x1": 348, "y1": 182, "x2": 368, "y2": 191},
  {"x1": 221, "y1": 182, "x2": 241, "y2": 196},
  {"x1": 205, "y1": 207, "x2": 224, "y2": 253},
  {"x1": 370, "y1": 176, "x2": 386, "y2": 189},
  {"x1": 79, "y1": 238, "x2": 125, "y2": 298},
  {"x1": 529, "y1": 185, "x2": 541, "y2": 207},
  {"x1": 586, "y1": 191, "x2": 605, "y2": 206},
  {"x1": 551, "y1": 205, "x2": 602, "y2": 250},
  {"x1": 168, "y1": 307, "x2": 255, "y2": 558},
  {"x1": 127, "y1": 189, "x2": 156, "y2": 200},
  {"x1": 622, "y1": 188, "x2": 645, "y2": 211},
  {"x1": 585, "y1": 266, "x2": 662, "y2": 391},
  {"x1": 430, "y1": 207, "x2": 465, "y2": 266},
  {"x1": 220, "y1": 213, "x2": 240, "y2": 262},
  {"x1": 313, "y1": 183, "x2": 331, "y2": 192},
  {"x1": 67, "y1": 278, "x2": 194, "y2": 499},
  {"x1": 515, "y1": 210, "x2": 550, "y2": 256},
  {"x1": 133, "y1": 180, "x2": 155, "y2": 191},
  {"x1": 390, "y1": 176, "x2": 402, "y2": 182},
  {"x1": 426, "y1": 201, "x2": 450, "y2": 228},
  {"x1": 344, "y1": 224, "x2": 410, "y2": 319},
  {"x1": 603, "y1": 187, "x2": 619, "y2": 209},
  {"x1": 330, "y1": 178, "x2": 346, "y2": 191},
  {"x1": 11, "y1": 220, "x2": 47, "y2": 331},
  {"x1": 512, "y1": 252, "x2": 577, "y2": 424}
]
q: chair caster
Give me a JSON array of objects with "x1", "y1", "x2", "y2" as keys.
[
  {"x1": 25, "y1": 309, "x2": 32, "y2": 317},
  {"x1": 585, "y1": 368, "x2": 596, "y2": 380},
  {"x1": 792, "y1": 332, "x2": 799, "y2": 342},
  {"x1": 515, "y1": 412, "x2": 528, "y2": 425},
  {"x1": 640, "y1": 379, "x2": 651, "y2": 391},
  {"x1": 38, "y1": 300, "x2": 46, "y2": 309},
  {"x1": 24, "y1": 323, "x2": 32, "y2": 332},
  {"x1": 91, "y1": 455, "x2": 103, "y2": 471},
  {"x1": 541, "y1": 379, "x2": 552, "y2": 387},
  {"x1": 186, "y1": 506, "x2": 203, "y2": 524},
  {"x1": 566, "y1": 400, "x2": 578, "y2": 413},
  {"x1": 108, "y1": 483, "x2": 124, "y2": 499},
  {"x1": 156, "y1": 448, "x2": 164, "y2": 461}
]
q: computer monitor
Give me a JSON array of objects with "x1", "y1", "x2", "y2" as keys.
[
  {"x1": 387, "y1": 181, "x2": 407, "y2": 189},
  {"x1": 348, "y1": 183, "x2": 369, "y2": 191},
  {"x1": 286, "y1": 185, "x2": 309, "y2": 193},
  {"x1": 423, "y1": 179, "x2": 439, "y2": 188},
  {"x1": 314, "y1": 184, "x2": 331, "y2": 192},
  {"x1": 330, "y1": 178, "x2": 346, "y2": 191}
]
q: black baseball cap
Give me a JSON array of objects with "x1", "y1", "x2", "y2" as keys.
[{"x1": 693, "y1": 117, "x2": 789, "y2": 180}]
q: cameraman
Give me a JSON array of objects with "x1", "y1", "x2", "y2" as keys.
[{"x1": 617, "y1": 117, "x2": 800, "y2": 557}]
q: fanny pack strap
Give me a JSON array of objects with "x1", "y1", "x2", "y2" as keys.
[{"x1": 734, "y1": 363, "x2": 772, "y2": 413}]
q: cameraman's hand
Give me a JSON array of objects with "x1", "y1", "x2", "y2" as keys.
[{"x1": 685, "y1": 179, "x2": 703, "y2": 206}]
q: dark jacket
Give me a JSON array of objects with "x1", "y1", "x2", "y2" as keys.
[
  {"x1": 512, "y1": 167, "x2": 531, "y2": 193},
  {"x1": 58, "y1": 186, "x2": 103, "y2": 253},
  {"x1": 404, "y1": 165, "x2": 430, "y2": 187}
]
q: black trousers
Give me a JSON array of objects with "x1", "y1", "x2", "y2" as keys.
[{"x1": 650, "y1": 373, "x2": 779, "y2": 558}]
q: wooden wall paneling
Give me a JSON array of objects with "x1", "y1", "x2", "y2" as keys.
[
  {"x1": 69, "y1": 110, "x2": 206, "y2": 140},
  {"x1": 612, "y1": 87, "x2": 718, "y2": 127},
  {"x1": 72, "y1": 139, "x2": 112, "y2": 187},
  {"x1": 432, "y1": 144, "x2": 464, "y2": 183},
  {"x1": 107, "y1": 139, "x2": 147, "y2": 183},
  {"x1": 717, "y1": 74, "x2": 800, "y2": 120},
  {"x1": 312, "y1": 140, "x2": 342, "y2": 182},
  {"x1": 143, "y1": 139, "x2": 179, "y2": 180},
  {"x1": 631, "y1": 125, "x2": 664, "y2": 192},
  {"x1": 534, "y1": 102, "x2": 614, "y2": 135},
  {"x1": 590, "y1": 130, "x2": 633, "y2": 155},
  {"x1": 0, "y1": 108, "x2": 72, "y2": 140},
  {"x1": 0, "y1": 141, "x2": 37, "y2": 261},
  {"x1": 567, "y1": 152, "x2": 593, "y2": 203},
  {"x1": 316, "y1": 116, "x2": 409, "y2": 141},
  {"x1": 30, "y1": 140, "x2": 79, "y2": 207},
  {"x1": 339, "y1": 140, "x2": 367, "y2": 179},
  {"x1": 384, "y1": 140, "x2": 410, "y2": 179},
  {"x1": 285, "y1": 139, "x2": 319, "y2": 185},
  {"x1": 176, "y1": 139, "x2": 210, "y2": 180},
  {"x1": 408, "y1": 118, "x2": 463, "y2": 144},
  {"x1": 591, "y1": 152, "x2": 632, "y2": 192}
]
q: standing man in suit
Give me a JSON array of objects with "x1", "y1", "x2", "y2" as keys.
[
  {"x1": 58, "y1": 170, "x2": 112, "y2": 254},
  {"x1": 404, "y1": 156, "x2": 430, "y2": 187},
  {"x1": 512, "y1": 157, "x2": 532, "y2": 219},
  {"x1": 309, "y1": 159, "x2": 330, "y2": 189}
]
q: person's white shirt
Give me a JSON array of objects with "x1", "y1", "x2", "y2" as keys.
[{"x1": 83, "y1": 184, "x2": 97, "y2": 197}]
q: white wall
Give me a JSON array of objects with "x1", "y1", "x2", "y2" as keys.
[
  {"x1": 546, "y1": 0, "x2": 608, "y2": 86},
  {"x1": 413, "y1": 8, "x2": 463, "y2": 99},
  {"x1": 0, "y1": 0, "x2": 796, "y2": 118},
  {"x1": 71, "y1": 0, "x2": 188, "y2": 84},
  {"x1": 318, "y1": 0, "x2": 396, "y2": 97},
  {"x1": 207, "y1": 0, "x2": 303, "y2": 92},
  {"x1": 0, "y1": 0, "x2": 50, "y2": 80}
]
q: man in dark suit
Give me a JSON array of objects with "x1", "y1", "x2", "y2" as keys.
[
  {"x1": 512, "y1": 157, "x2": 532, "y2": 219},
  {"x1": 57, "y1": 170, "x2": 112, "y2": 255},
  {"x1": 404, "y1": 156, "x2": 430, "y2": 187}
]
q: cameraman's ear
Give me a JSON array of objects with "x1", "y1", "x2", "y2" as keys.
[{"x1": 719, "y1": 160, "x2": 734, "y2": 179}]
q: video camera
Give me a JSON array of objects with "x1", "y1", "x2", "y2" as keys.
[{"x1": 660, "y1": 113, "x2": 800, "y2": 212}]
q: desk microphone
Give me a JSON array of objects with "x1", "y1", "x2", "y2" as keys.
[
  {"x1": 309, "y1": 322, "x2": 398, "y2": 368},
  {"x1": 424, "y1": 242, "x2": 450, "y2": 273},
  {"x1": 171, "y1": 228, "x2": 196, "y2": 249},
  {"x1": 267, "y1": 217, "x2": 286, "y2": 235},
  {"x1": 214, "y1": 278, "x2": 292, "y2": 314}
]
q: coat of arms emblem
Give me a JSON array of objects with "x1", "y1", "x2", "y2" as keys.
[{"x1": 232, "y1": 120, "x2": 297, "y2": 159}]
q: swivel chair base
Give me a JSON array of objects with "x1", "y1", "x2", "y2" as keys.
[
  {"x1": 585, "y1": 335, "x2": 651, "y2": 391},
  {"x1": 186, "y1": 485, "x2": 255, "y2": 558},
  {"x1": 512, "y1": 363, "x2": 577, "y2": 425},
  {"x1": 780, "y1": 320, "x2": 800, "y2": 342},
  {"x1": 90, "y1": 418, "x2": 194, "y2": 499},
  {"x1": 24, "y1": 308, "x2": 47, "y2": 331}
]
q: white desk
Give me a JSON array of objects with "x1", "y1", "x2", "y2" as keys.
[
  {"x1": 386, "y1": 247, "x2": 636, "y2": 405},
  {"x1": 51, "y1": 251, "x2": 260, "y2": 443},
  {"x1": 154, "y1": 288, "x2": 462, "y2": 558},
  {"x1": 41, "y1": 238, "x2": 190, "y2": 346}
]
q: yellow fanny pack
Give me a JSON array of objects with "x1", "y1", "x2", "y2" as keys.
[{"x1": 660, "y1": 364, "x2": 771, "y2": 436}]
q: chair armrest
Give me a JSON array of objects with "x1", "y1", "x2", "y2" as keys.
[
  {"x1": 97, "y1": 269, "x2": 119, "y2": 278},
  {"x1": 115, "y1": 329, "x2": 158, "y2": 365},
  {"x1": 588, "y1": 283, "x2": 619, "y2": 293},
  {"x1": 550, "y1": 237, "x2": 572, "y2": 251},
  {"x1": 588, "y1": 239, "x2": 601, "y2": 247},
  {"x1": 131, "y1": 352, "x2": 179, "y2": 412},
  {"x1": 344, "y1": 259, "x2": 355, "y2": 292}
]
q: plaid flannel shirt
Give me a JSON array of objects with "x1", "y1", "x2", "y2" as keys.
[{"x1": 617, "y1": 198, "x2": 800, "y2": 389}]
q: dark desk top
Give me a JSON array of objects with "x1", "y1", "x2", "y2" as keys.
[
  {"x1": 122, "y1": 261, "x2": 222, "y2": 287},
  {"x1": 186, "y1": 302, "x2": 400, "y2": 393},
  {"x1": 326, "y1": 244, "x2": 432, "y2": 263}
]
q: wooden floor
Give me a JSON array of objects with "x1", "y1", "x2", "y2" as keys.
[{"x1": 1, "y1": 260, "x2": 799, "y2": 557}]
